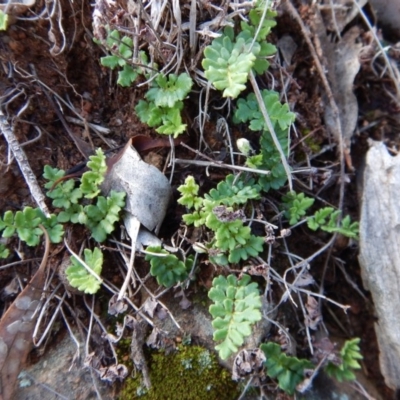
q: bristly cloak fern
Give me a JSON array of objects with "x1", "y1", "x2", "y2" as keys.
[
  {"x1": 208, "y1": 274, "x2": 262, "y2": 360},
  {"x1": 178, "y1": 174, "x2": 264, "y2": 265},
  {"x1": 135, "y1": 72, "x2": 193, "y2": 137},
  {"x1": 202, "y1": 2, "x2": 278, "y2": 99},
  {"x1": 43, "y1": 149, "x2": 126, "y2": 242}
]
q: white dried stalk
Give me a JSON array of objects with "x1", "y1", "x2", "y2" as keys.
[
  {"x1": 250, "y1": 71, "x2": 293, "y2": 189},
  {"x1": 0, "y1": 111, "x2": 50, "y2": 217}
]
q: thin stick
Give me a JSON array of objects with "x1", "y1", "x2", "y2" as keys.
[
  {"x1": 352, "y1": 0, "x2": 400, "y2": 100},
  {"x1": 177, "y1": 142, "x2": 272, "y2": 176},
  {"x1": 174, "y1": 158, "x2": 271, "y2": 175},
  {"x1": 64, "y1": 239, "x2": 103, "y2": 284},
  {"x1": 249, "y1": 71, "x2": 293, "y2": 190},
  {"x1": 117, "y1": 218, "x2": 140, "y2": 301},
  {"x1": 0, "y1": 110, "x2": 50, "y2": 217}
]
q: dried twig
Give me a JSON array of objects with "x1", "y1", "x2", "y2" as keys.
[
  {"x1": 249, "y1": 70, "x2": 293, "y2": 190},
  {"x1": 177, "y1": 142, "x2": 271, "y2": 175},
  {"x1": 0, "y1": 110, "x2": 50, "y2": 217}
]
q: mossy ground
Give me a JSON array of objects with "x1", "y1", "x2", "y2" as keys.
[{"x1": 118, "y1": 343, "x2": 240, "y2": 400}]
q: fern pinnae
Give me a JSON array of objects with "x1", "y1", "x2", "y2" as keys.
[{"x1": 208, "y1": 274, "x2": 262, "y2": 360}]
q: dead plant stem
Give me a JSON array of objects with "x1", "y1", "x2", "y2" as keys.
[
  {"x1": 0, "y1": 110, "x2": 50, "y2": 217},
  {"x1": 249, "y1": 71, "x2": 293, "y2": 190}
]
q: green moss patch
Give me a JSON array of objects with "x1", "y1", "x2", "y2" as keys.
[{"x1": 119, "y1": 344, "x2": 239, "y2": 399}]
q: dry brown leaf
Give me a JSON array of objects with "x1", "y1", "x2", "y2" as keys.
[
  {"x1": 102, "y1": 140, "x2": 172, "y2": 237},
  {"x1": 0, "y1": 226, "x2": 50, "y2": 400},
  {"x1": 232, "y1": 348, "x2": 266, "y2": 384},
  {"x1": 305, "y1": 295, "x2": 322, "y2": 330},
  {"x1": 102, "y1": 140, "x2": 172, "y2": 300},
  {"x1": 320, "y1": 25, "x2": 362, "y2": 149}
]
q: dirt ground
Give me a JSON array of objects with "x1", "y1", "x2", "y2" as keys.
[{"x1": 0, "y1": 0, "x2": 399, "y2": 399}]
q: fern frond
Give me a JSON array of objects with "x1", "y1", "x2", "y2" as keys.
[{"x1": 209, "y1": 274, "x2": 262, "y2": 359}]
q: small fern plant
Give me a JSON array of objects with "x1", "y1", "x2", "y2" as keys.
[
  {"x1": 324, "y1": 338, "x2": 363, "y2": 381},
  {"x1": 98, "y1": 29, "x2": 149, "y2": 87},
  {"x1": 202, "y1": 1, "x2": 277, "y2": 98},
  {"x1": 0, "y1": 149, "x2": 125, "y2": 292},
  {"x1": 281, "y1": 192, "x2": 359, "y2": 238},
  {"x1": 44, "y1": 148, "x2": 126, "y2": 242},
  {"x1": 307, "y1": 207, "x2": 359, "y2": 239},
  {"x1": 208, "y1": 274, "x2": 262, "y2": 360},
  {"x1": 0, "y1": 206, "x2": 64, "y2": 254},
  {"x1": 282, "y1": 191, "x2": 315, "y2": 225},
  {"x1": 145, "y1": 245, "x2": 193, "y2": 288},
  {"x1": 260, "y1": 342, "x2": 313, "y2": 395},
  {"x1": 135, "y1": 72, "x2": 193, "y2": 137},
  {"x1": 178, "y1": 174, "x2": 264, "y2": 265},
  {"x1": 233, "y1": 90, "x2": 296, "y2": 191},
  {"x1": 65, "y1": 247, "x2": 104, "y2": 294}
]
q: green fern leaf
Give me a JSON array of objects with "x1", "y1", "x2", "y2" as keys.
[
  {"x1": 202, "y1": 27, "x2": 258, "y2": 98},
  {"x1": 234, "y1": 91, "x2": 295, "y2": 132},
  {"x1": 146, "y1": 246, "x2": 191, "y2": 287},
  {"x1": 0, "y1": 10, "x2": 9, "y2": 31},
  {"x1": 118, "y1": 64, "x2": 139, "y2": 87},
  {"x1": 146, "y1": 73, "x2": 193, "y2": 108},
  {"x1": 228, "y1": 235, "x2": 265, "y2": 263},
  {"x1": 85, "y1": 190, "x2": 126, "y2": 242},
  {"x1": 324, "y1": 338, "x2": 362, "y2": 382},
  {"x1": 206, "y1": 174, "x2": 261, "y2": 205},
  {"x1": 14, "y1": 207, "x2": 43, "y2": 246},
  {"x1": 80, "y1": 148, "x2": 108, "y2": 199},
  {"x1": 155, "y1": 104, "x2": 187, "y2": 137},
  {"x1": 135, "y1": 100, "x2": 160, "y2": 126},
  {"x1": 177, "y1": 176, "x2": 203, "y2": 209},
  {"x1": 118, "y1": 36, "x2": 133, "y2": 59},
  {"x1": 101, "y1": 55, "x2": 122, "y2": 69},
  {"x1": 43, "y1": 165, "x2": 65, "y2": 184},
  {"x1": 261, "y1": 342, "x2": 313, "y2": 395},
  {"x1": 35, "y1": 211, "x2": 64, "y2": 243},
  {"x1": 106, "y1": 29, "x2": 120, "y2": 47},
  {"x1": 0, "y1": 243, "x2": 9, "y2": 259},
  {"x1": 46, "y1": 179, "x2": 82, "y2": 209},
  {"x1": 65, "y1": 247, "x2": 103, "y2": 294},
  {"x1": 0, "y1": 210, "x2": 16, "y2": 237},
  {"x1": 282, "y1": 191, "x2": 315, "y2": 225},
  {"x1": 209, "y1": 274, "x2": 262, "y2": 359}
]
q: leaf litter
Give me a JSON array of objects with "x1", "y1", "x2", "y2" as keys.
[{"x1": 0, "y1": 0, "x2": 399, "y2": 399}]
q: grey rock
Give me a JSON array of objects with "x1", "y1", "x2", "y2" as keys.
[
  {"x1": 13, "y1": 334, "x2": 115, "y2": 400},
  {"x1": 359, "y1": 140, "x2": 400, "y2": 390}
]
